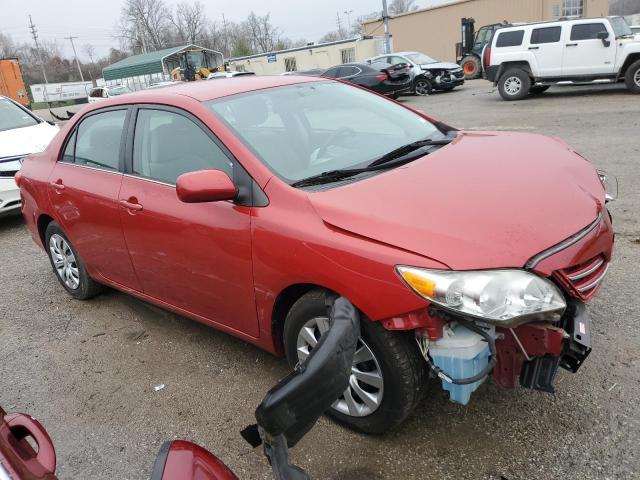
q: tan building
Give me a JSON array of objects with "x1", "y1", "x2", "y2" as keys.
[
  {"x1": 362, "y1": 0, "x2": 610, "y2": 63},
  {"x1": 228, "y1": 36, "x2": 387, "y2": 75}
]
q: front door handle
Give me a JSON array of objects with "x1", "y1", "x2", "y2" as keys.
[
  {"x1": 528, "y1": 46, "x2": 540, "y2": 50},
  {"x1": 119, "y1": 199, "x2": 143, "y2": 211},
  {"x1": 566, "y1": 43, "x2": 578, "y2": 47},
  {"x1": 49, "y1": 180, "x2": 65, "y2": 191}
]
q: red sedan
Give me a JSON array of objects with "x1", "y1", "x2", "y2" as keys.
[{"x1": 17, "y1": 76, "x2": 614, "y2": 434}]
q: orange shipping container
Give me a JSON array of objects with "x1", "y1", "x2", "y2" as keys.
[{"x1": 0, "y1": 58, "x2": 29, "y2": 107}]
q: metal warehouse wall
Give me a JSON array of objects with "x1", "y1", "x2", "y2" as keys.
[{"x1": 362, "y1": 0, "x2": 610, "y2": 62}]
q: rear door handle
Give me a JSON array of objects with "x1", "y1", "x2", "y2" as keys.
[
  {"x1": 566, "y1": 43, "x2": 578, "y2": 47},
  {"x1": 528, "y1": 46, "x2": 539, "y2": 50},
  {"x1": 119, "y1": 199, "x2": 143, "y2": 211},
  {"x1": 49, "y1": 181, "x2": 65, "y2": 191}
]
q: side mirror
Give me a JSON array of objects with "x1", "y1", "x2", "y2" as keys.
[
  {"x1": 176, "y1": 169, "x2": 237, "y2": 203},
  {"x1": 597, "y1": 31, "x2": 611, "y2": 47}
]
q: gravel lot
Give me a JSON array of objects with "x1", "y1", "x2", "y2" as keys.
[{"x1": 1, "y1": 80, "x2": 639, "y2": 480}]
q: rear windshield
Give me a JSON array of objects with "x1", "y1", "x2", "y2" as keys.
[
  {"x1": 496, "y1": 30, "x2": 525, "y2": 47},
  {"x1": 0, "y1": 97, "x2": 39, "y2": 132}
]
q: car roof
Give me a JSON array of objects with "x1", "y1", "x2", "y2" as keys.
[
  {"x1": 100, "y1": 75, "x2": 323, "y2": 103},
  {"x1": 496, "y1": 16, "x2": 620, "y2": 31}
]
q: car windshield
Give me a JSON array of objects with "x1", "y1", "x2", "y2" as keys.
[
  {"x1": 207, "y1": 81, "x2": 444, "y2": 184},
  {"x1": 0, "y1": 97, "x2": 39, "y2": 132},
  {"x1": 107, "y1": 86, "x2": 131, "y2": 96},
  {"x1": 405, "y1": 52, "x2": 437, "y2": 64},
  {"x1": 611, "y1": 17, "x2": 632, "y2": 37}
]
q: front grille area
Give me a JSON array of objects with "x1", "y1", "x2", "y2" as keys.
[{"x1": 554, "y1": 255, "x2": 609, "y2": 301}]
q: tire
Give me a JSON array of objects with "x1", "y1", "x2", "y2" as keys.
[
  {"x1": 529, "y1": 85, "x2": 550, "y2": 95},
  {"x1": 283, "y1": 289, "x2": 427, "y2": 434},
  {"x1": 414, "y1": 77, "x2": 433, "y2": 96},
  {"x1": 45, "y1": 222, "x2": 104, "y2": 300},
  {"x1": 461, "y1": 55, "x2": 481, "y2": 79},
  {"x1": 624, "y1": 59, "x2": 640, "y2": 94},
  {"x1": 389, "y1": 94, "x2": 399, "y2": 100},
  {"x1": 497, "y1": 69, "x2": 531, "y2": 101}
]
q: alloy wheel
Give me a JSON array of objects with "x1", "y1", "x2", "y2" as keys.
[
  {"x1": 415, "y1": 80, "x2": 431, "y2": 96},
  {"x1": 504, "y1": 76, "x2": 522, "y2": 96},
  {"x1": 49, "y1": 234, "x2": 80, "y2": 290},
  {"x1": 635, "y1": 68, "x2": 640, "y2": 88},
  {"x1": 296, "y1": 316, "x2": 384, "y2": 417}
]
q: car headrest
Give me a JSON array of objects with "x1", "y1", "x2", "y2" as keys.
[{"x1": 228, "y1": 95, "x2": 269, "y2": 128}]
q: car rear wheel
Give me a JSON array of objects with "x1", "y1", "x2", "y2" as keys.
[
  {"x1": 283, "y1": 289, "x2": 427, "y2": 434},
  {"x1": 45, "y1": 222, "x2": 104, "y2": 300},
  {"x1": 624, "y1": 59, "x2": 640, "y2": 94},
  {"x1": 414, "y1": 77, "x2": 432, "y2": 96},
  {"x1": 461, "y1": 55, "x2": 481, "y2": 79},
  {"x1": 498, "y1": 69, "x2": 531, "y2": 101}
]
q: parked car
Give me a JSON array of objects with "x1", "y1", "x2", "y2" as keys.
[
  {"x1": 280, "y1": 69, "x2": 325, "y2": 76},
  {"x1": 87, "y1": 84, "x2": 132, "y2": 103},
  {"x1": 0, "y1": 95, "x2": 58, "y2": 218},
  {"x1": 368, "y1": 51, "x2": 465, "y2": 94},
  {"x1": 208, "y1": 71, "x2": 256, "y2": 79},
  {"x1": 484, "y1": 16, "x2": 640, "y2": 100},
  {"x1": 146, "y1": 80, "x2": 182, "y2": 90},
  {"x1": 320, "y1": 61, "x2": 411, "y2": 98},
  {"x1": 18, "y1": 76, "x2": 614, "y2": 434}
]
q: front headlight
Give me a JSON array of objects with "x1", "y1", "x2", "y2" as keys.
[
  {"x1": 597, "y1": 170, "x2": 618, "y2": 202},
  {"x1": 396, "y1": 266, "x2": 566, "y2": 326}
]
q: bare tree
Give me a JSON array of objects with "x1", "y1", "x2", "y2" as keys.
[
  {"x1": 244, "y1": 12, "x2": 280, "y2": 53},
  {"x1": 82, "y1": 43, "x2": 96, "y2": 64},
  {"x1": 171, "y1": 1, "x2": 207, "y2": 44},
  {"x1": 389, "y1": 0, "x2": 418, "y2": 15},
  {"x1": 118, "y1": 0, "x2": 171, "y2": 51},
  {"x1": 0, "y1": 33, "x2": 20, "y2": 58}
]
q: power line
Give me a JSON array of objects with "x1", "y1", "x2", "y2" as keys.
[{"x1": 64, "y1": 35, "x2": 85, "y2": 81}]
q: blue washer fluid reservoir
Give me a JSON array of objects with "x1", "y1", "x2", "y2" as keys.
[{"x1": 429, "y1": 323, "x2": 490, "y2": 405}]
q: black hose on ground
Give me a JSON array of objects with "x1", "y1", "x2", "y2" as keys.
[{"x1": 425, "y1": 318, "x2": 497, "y2": 385}]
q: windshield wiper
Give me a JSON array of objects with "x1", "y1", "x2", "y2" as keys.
[
  {"x1": 291, "y1": 138, "x2": 453, "y2": 188},
  {"x1": 367, "y1": 138, "x2": 452, "y2": 167}
]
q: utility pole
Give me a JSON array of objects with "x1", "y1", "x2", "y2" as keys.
[
  {"x1": 64, "y1": 36, "x2": 84, "y2": 82},
  {"x1": 344, "y1": 9, "x2": 354, "y2": 31},
  {"x1": 28, "y1": 14, "x2": 49, "y2": 89},
  {"x1": 381, "y1": 0, "x2": 392, "y2": 54}
]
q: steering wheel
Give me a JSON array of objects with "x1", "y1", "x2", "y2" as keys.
[{"x1": 316, "y1": 127, "x2": 356, "y2": 159}]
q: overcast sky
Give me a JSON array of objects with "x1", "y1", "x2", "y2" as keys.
[{"x1": 1, "y1": 0, "x2": 446, "y2": 60}]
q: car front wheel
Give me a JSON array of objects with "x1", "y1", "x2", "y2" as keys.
[
  {"x1": 624, "y1": 59, "x2": 640, "y2": 94},
  {"x1": 45, "y1": 222, "x2": 104, "y2": 300},
  {"x1": 283, "y1": 289, "x2": 427, "y2": 434},
  {"x1": 414, "y1": 77, "x2": 432, "y2": 96},
  {"x1": 498, "y1": 69, "x2": 531, "y2": 101}
]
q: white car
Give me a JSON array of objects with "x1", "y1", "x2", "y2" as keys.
[
  {"x1": 87, "y1": 85, "x2": 132, "y2": 103},
  {"x1": 207, "y1": 71, "x2": 255, "y2": 79},
  {"x1": 367, "y1": 51, "x2": 465, "y2": 94},
  {"x1": 484, "y1": 16, "x2": 640, "y2": 100},
  {"x1": 0, "y1": 96, "x2": 59, "y2": 217}
]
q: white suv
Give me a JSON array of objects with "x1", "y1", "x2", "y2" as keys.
[{"x1": 484, "y1": 16, "x2": 640, "y2": 100}]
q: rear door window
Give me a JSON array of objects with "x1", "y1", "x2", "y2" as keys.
[
  {"x1": 322, "y1": 67, "x2": 340, "y2": 78},
  {"x1": 72, "y1": 109, "x2": 127, "y2": 171},
  {"x1": 530, "y1": 26, "x2": 562, "y2": 44},
  {"x1": 496, "y1": 30, "x2": 525, "y2": 47},
  {"x1": 570, "y1": 23, "x2": 608, "y2": 41},
  {"x1": 132, "y1": 108, "x2": 233, "y2": 185},
  {"x1": 339, "y1": 66, "x2": 360, "y2": 78}
]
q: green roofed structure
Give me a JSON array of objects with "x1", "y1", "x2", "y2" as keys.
[{"x1": 102, "y1": 44, "x2": 223, "y2": 89}]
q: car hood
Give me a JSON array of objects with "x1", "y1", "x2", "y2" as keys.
[
  {"x1": 307, "y1": 131, "x2": 604, "y2": 270},
  {"x1": 421, "y1": 62, "x2": 461, "y2": 71},
  {"x1": 0, "y1": 122, "x2": 59, "y2": 159}
]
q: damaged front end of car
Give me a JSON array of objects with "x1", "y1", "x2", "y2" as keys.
[{"x1": 387, "y1": 209, "x2": 613, "y2": 405}]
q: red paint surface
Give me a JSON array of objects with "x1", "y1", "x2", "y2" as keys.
[{"x1": 161, "y1": 441, "x2": 239, "y2": 480}]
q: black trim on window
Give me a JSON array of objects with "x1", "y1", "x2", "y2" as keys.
[{"x1": 125, "y1": 104, "x2": 267, "y2": 207}]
